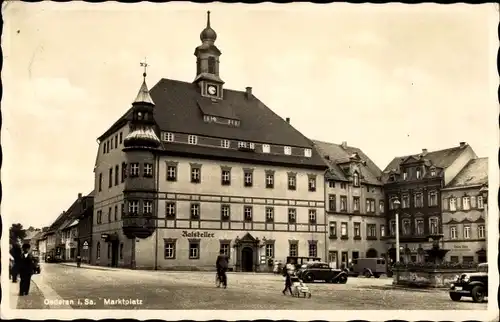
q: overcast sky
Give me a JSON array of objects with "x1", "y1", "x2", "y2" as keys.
[{"x1": 2, "y1": 2, "x2": 498, "y2": 228}]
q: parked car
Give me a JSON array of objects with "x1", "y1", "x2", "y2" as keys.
[
  {"x1": 351, "y1": 258, "x2": 388, "y2": 278},
  {"x1": 32, "y1": 256, "x2": 41, "y2": 274},
  {"x1": 449, "y1": 263, "x2": 488, "y2": 303},
  {"x1": 295, "y1": 261, "x2": 348, "y2": 283}
]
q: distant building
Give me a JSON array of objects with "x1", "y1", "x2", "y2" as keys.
[
  {"x1": 23, "y1": 226, "x2": 41, "y2": 246},
  {"x1": 441, "y1": 158, "x2": 488, "y2": 263},
  {"x1": 382, "y1": 142, "x2": 477, "y2": 263},
  {"x1": 77, "y1": 191, "x2": 94, "y2": 263},
  {"x1": 313, "y1": 140, "x2": 386, "y2": 268}
]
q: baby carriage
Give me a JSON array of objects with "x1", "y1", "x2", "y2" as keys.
[{"x1": 291, "y1": 277, "x2": 311, "y2": 298}]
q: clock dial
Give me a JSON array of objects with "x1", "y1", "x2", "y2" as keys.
[{"x1": 207, "y1": 85, "x2": 217, "y2": 95}]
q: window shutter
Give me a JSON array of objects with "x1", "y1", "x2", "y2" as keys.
[
  {"x1": 456, "y1": 197, "x2": 462, "y2": 210},
  {"x1": 442, "y1": 198, "x2": 448, "y2": 210},
  {"x1": 471, "y1": 196, "x2": 477, "y2": 208}
]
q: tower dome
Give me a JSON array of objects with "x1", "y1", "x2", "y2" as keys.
[{"x1": 200, "y1": 11, "x2": 217, "y2": 42}]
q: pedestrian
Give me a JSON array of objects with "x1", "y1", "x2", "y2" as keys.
[
  {"x1": 10, "y1": 244, "x2": 21, "y2": 283},
  {"x1": 282, "y1": 263, "x2": 293, "y2": 295},
  {"x1": 18, "y1": 243, "x2": 35, "y2": 296},
  {"x1": 215, "y1": 250, "x2": 229, "y2": 288}
]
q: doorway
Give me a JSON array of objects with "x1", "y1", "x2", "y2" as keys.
[
  {"x1": 111, "y1": 241, "x2": 119, "y2": 267},
  {"x1": 241, "y1": 247, "x2": 254, "y2": 272},
  {"x1": 366, "y1": 248, "x2": 378, "y2": 258}
]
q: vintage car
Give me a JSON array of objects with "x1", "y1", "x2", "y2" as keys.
[
  {"x1": 295, "y1": 261, "x2": 348, "y2": 284},
  {"x1": 449, "y1": 263, "x2": 487, "y2": 303},
  {"x1": 350, "y1": 258, "x2": 388, "y2": 278}
]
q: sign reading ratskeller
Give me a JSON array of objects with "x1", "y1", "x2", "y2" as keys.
[{"x1": 182, "y1": 230, "x2": 215, "y2": 238}]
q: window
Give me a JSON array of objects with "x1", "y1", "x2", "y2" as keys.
[
  {"x1": 308, "y1": 176, "x2": 316, "y2": 192},
  {"x1": 96, "y1": 242, "x2": 101, "y2": 259},
  {"x1": 390, "y1": 220, "x2": 396, "y2": 236},
  {"x1": 289, "y1": 243, "x2": 298, "y2": 257},
  {"x1": 380, "y1": 225, "x2": 385, "y2": 237},
  {"x1": 119, "y1": 132, "x2": 123, "y2": 144},
  {"x1": 379, "y1": 200, "x2": 385, "y2": 213},
  {"x1": 402, "y1": 195, "x2": 409, "y2": 208},
  {"x1": 121, "y1": 162, "x2": 127, "y2": 183},
  {"x1": 462, "y1": 256, "x2": 474, "y2": 263},
  {"x1": 340, "y1": 196, "x2": 347, "y2": 212},
  {"x1": 265, "y1": 244, "x2": 274, "y2": 258},
  {"x1": 188, "y1": 135, "x2": 198, "y2": 145},
  {"x1": 416, "y1": 168, "x2": 421, "y2": 179},
  {"x1": 266, "y1": 207, "x2": 274, "y2": 222},
  {"x1": 403, "y1": 171, "x2": 408, "y2": 180},
  {"x1": 262, "y1": 144, "x2": 270, "y2": 153},
  {"x1": 238, "y1": 141, "x2": 247, "y2": 149},
  {"x1": 191, "y1": 165, "x2": 201, "y2": 183},
  {"x1": 115, "y1": 165, "x2": 119, "y2": 185},
  {"x1": 463, "y1": 225, "x2": 471, "y2": 239},
  {"x1": 308, "y1": 242, "x2": 317, "y2": 257},
  {"x1": 287, "y1": 173, "x2": 296, "y2": 190},
  {"x1": 108, "y1": 167, "x2": 113, "y2": 188},
  {"x1": 308, "y1": 209, "x2": 317, "y2": 224},
  {"x1": 130, "y1": 163, "x2": 139, "y2": 177},
  {"x1": 166, "y1": 202, "x2": 176, "y2": 218},
  {"x1": 353, "y1": 172, "x2": 360, "y2": 187},
  {"x1": 284, "y1": 146, "x2": 292, "y2": 155},
  {"x1": 167, "y1": 165, "x2": 177, "y2": 181},
  {"x1": 478, "y1": 225, "x2": 485, "y2": 238},
  {"x1": 164, "y1": 240, "x2": 176, "y2": 259},
  {"x1": 449, "y1": 197, "x2": 457, "y2": 211},
  {"x1": 470, "y1": 196, "x2": 477, "y2": 208},
  {"x1": 329, "y1": 222, "x2": 337, "y2": 237},
  {"x1": 341, "y1": 183, "x2": 347, "y2": 189},
  {"x1": 110, "y1": 138, "x2": 114, "y2": 150},
  {"x1": 103, "y1": 143, "x2": 106, "y2": 154},
  {"x1": 265, "y1": 172, "x2": 274, "y2": 188},
  {"x1": 216, "y1": 242, "x2": 229, "y2": 258},
  {"x1": 143, "y1": 163, "x2": 153, "y2": 177},
  {"x1": 429, "y1": 191, "x2": 438, "y2": 207},
  {"x1": 414, "y1": 193, "x2": 423, "y2": 208},
  {"x1": 366, "y1": 199, "x2": 375, "y2": 213},
  {"x1": 416, "y1": 219, "x2": 424, "y2": 235},
  {"x1": 450, "y1": 226, "x2": 457, "y2": 239},
  {"x1": 114, "y1": 205, "x2": 118, "y2": 221},
  {"x1": 208, "y1": 56, "x2": 216, "y2": 74},
  {"x1": 462, "y1": 196, "x2": 470, "y2": 210},
  {"x1": 190, "y1": 203, "x2": 200, "y2": 220},
  {"x1": 189, "y1": 241, "x2": 200, "y2": 259},
  {"x1": 128, "y1": 200, "x2": 139, "y2": 214},
  {"x1": 221, "y1": 205, "x2": 230, "y2": 221},
  {"x1": 450, "y1": 256, "x2": 459, "y2": 263},
  {"x1": 341, "y1": 222, "x2": 348, "y2": 237},
  {"x1": 304, "y1": 148, "x2": 312, "y2": 157},
  {"x1": 143, "y1": 200, "x2": 153, "y2": 214},
  {"x1": 221, "y1": 169, "x2": 231, "y2": 185},
  {"x1": 243, "y1": 170, "x2": 253, "y2": 187},
  {"x1": 221, "y1": 139, "x2": 230, "y2": 148},
  {"x1": 288, "y1": 208, "x2": 296, "y2": 223},
  {"x1": 96, "y1": 210, "x2": 102, "y2": 224},
  {"x1": 402, "y1": 219, "x2": 411, "y2": 235},
  {"x1": 115, "y1": 135, "x2": 118, "y2": 148},
  {"x1": 353, "y1": 197, "x2": 360, "y2": 212},
  {"x1": 119, "y1": 243, "x2": 123, "y2": 259},
  {"x1": 328, "y1": 194, "x2": 336, "y2": 212},
  {"x1": 477, "y1": 196, "x2": 484, "y2": 209},
  {"x1": 328, "y1": 180, "x2": 335, "y2": 188},
  {"x1": 244, "y1": 206, "x2": 253, "y2": 221},
  {"x1": 429, "y1": 217, "x2": 439, "y2": 235},
  {"x1": 121, "y1": 203, "x2": 125, "y2": 216},
  {"x1": 163, "y1": 132, "x2": 174, "y2": 142},
  {"x1": 98, "y1": 173, "x2": 103, "y2": 191},
  {"x1": 354, "y1": 222, "x2": 361, "y2": 238},
  {"x1": 367, "y1": 224, "x2": 377, "y2": 238}
]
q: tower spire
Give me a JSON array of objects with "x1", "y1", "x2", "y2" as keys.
[
  {"x1": 134, "y1": 58, "x2": 154, "y2": 105},
  {"x1": 206, "y1": 11, "x2": 211, "y2": 28}
]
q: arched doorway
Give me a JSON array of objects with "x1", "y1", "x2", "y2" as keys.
[
  {"x1": 366, "y1": 248, "x2": 378, "y2": 258},
  {"x1": 241, "y1": 247, "x2": 254, "y2": 272}
]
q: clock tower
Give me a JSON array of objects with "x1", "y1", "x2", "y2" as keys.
[{"x1": 194, "y1": 11, "x2": 224, "y2": 100}]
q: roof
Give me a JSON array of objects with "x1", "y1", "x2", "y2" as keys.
[
  {"x1": 46, "y1": 193, "x2": 94, "y2": 234},
  {"x1": 447, "y1": 157, "x2": 488, "y2": 188},
  {"x1": 99, "y1": 78, "x2": 327, "y2": 169},
  {"x1": 312, "y1": 140, "x2": 383, "y2": 186},
  {"x1": 24, "y1": 229, "x2": 42, "y2": 241}
]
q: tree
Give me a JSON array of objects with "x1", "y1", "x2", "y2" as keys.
[{"x1": 10, "y1": 223, "x2": 27, "y2": 246}]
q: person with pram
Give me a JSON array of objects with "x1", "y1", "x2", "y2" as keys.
[{"x1": 282, "y1": 261, "x2": 311, "y2": 297}]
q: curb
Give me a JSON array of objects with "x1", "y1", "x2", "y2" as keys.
[{"x1": 56, "y1": 262, "x2": 122, "y2": 272}]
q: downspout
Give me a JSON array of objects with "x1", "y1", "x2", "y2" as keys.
[
  {"x1": 154, "y1": 153, "x2": 160, "y2": 270},
  {"x1": 323, "y1": 170, "x2": 328, "y2": 262}
]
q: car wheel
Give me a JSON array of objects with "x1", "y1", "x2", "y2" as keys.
[
  {"x1": 304, "y1": 273, "x2": 314, "y2": 283},
  {"x1": 449, "y1": 293, "x2": 462, "y2": 301},
  {"x1": 338, "y1": 275, "x2": 348, "y2": 284},
  {"x1": 471, "y1": 286, "x2": 485, "y2": 303},
  {"x1": 374, "y1": 274, "x2": 380, "y2": 278},
  {"x1": 364, "y1": 270, "x2": 372, "y2": 278}
]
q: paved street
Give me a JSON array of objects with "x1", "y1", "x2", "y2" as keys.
[{"x1": 9, "y1": 263, "x2": 487, "y2": 310}]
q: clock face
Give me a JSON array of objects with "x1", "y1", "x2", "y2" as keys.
[{"x1": 207, "y1": 85, "x2": 217, "y2": 95}]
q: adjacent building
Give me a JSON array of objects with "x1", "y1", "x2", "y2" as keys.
[
  {"x1": 381, "y1": 142, "x2": 477, "y2": 263},
  {"x1": 313, "y1": 140, "x2": 386, "y2": 268},
  {"x1": 77, "y1": 191, "x2": 95, "y2": 263},
  {"x1": 441, "y1": 157, "x2": 488, "y2": 263},
  {"x1": 91, "y1": 12, "x2": 329, "y2": 271}
]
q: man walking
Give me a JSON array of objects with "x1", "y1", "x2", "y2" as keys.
[
  {"x1": 215, "y1": 250, "x2": 229, "y2": 288},
  {"x1": 10, "y1": 244, "x2": 21, "y2": 283},
  {"x1": 18, "y1": 243, "x2": 34, "y2": 296}
]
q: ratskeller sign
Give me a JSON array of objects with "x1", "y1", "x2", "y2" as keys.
[{"x1": 182, "y1": 230, "x2": 215, "y2": 238}]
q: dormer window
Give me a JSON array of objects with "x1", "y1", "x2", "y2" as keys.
[
  {"x1": 221, "y1": 139, "x2": 230, "y2": 148},
  {"x1": 304, "y1": 148, "x2": 312, "y2": 157},
  {"x1": 430, "y1": 169, "x2": 436, "y2": 177},
  {"x1": 162, "y1": 132, "x2": 174, "y2": 142},
  {"x1": 238, "y1": 141, "x2": 247, "y2": 149},
  {"x1": 262, "y1": 144, "x2": 270, "y2": 153},
  {"x1": 416, "y1": 168, "x2": 421, "y2": 179},
  {"x1": 249, "y1": 143, "x2": 255, "y2": 150},
  {"x1": 284, "y1": 146, "x2": 292, "y2": 155},
  {"x1": 353, "y1": 172, "x2": 360, "y2": 187},
  {"x1": 403, "y1": 171, "x2": 408, "y2": 180},
  {"x1": 389, "y1": 174, "x2": 396, "y2": 182},
  {"x1": 188, "y1": 135, "x2": 198, "y2": 145}
]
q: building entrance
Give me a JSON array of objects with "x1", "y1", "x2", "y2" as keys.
[
  {"x1": 111, "y1": 241, "x2": 119, "y2": 267},
  {"x1": 241, "y1": 247, "x2": 254, "y2": 272}
]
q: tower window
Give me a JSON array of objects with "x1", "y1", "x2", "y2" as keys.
[{"x1": 208, "y1": 57, "x2": 216, "y2": 74}]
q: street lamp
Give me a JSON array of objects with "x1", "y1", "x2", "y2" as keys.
[
  {"x1": 479, "y1": 184, "x2": 488, "y2": 218},
  {"x1": 393, "y1": 198, "x2": 401, "y2": 263}
]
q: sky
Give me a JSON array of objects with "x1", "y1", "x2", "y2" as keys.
[{"x1": 2, "y1": 2, "x2": 498, "y2": 228}]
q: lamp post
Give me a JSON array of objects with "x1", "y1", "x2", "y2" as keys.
[{"x1": 393, "y1": 198, "x2": 401, "y2": 263}]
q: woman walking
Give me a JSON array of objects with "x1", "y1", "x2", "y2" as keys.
[{"x1": 282, "y1": 263, "x2": 293, "y2": 295}]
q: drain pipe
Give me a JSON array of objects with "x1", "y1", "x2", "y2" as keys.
[
  {"x1": 323, "y1": 170, "x2": 328, "y2": 263},
  {"x1": 154, "y1": 154, "x2": 160, "y2": 270}
]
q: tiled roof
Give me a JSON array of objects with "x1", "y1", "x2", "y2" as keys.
[
  {"x1": 447, "y1": 157, "x2": 488, "y2": 188},
  {"x1": 47, "y1": 194, "x2": 94, "y2": 233},
  {"x1": 311, "y1": 140, "x2": 383, "y2": 186}
]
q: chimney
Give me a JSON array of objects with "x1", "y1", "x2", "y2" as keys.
[
  {"x1": 341, "y1": 141, "x2": 347, "y2": 149},
  {"x1": 459, "y1": 141, "x2": 466, "y2": 148},
  {"x1": 78, "y1": 193, "x2": 82, "y2": 199},
  {"x1": 245, "y1": 87, "x2": 252, "y2": 99},
  {"x1": 285, "y1": 117, "x2": 290, "y2": 124},
  {"x1": 421, "y1": 148, "x2": 428, "y2": 155}
]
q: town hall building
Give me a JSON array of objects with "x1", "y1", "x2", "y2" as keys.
[{"x1": 90, "y1": 12, "x2": 329, "y2": 271}]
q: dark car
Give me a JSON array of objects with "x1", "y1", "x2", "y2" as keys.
[
  {"x1": 296, "y1": 261, "x2": 348, "y2": 284},
  {"x1": 449, "y1": 263, "x2": 487, "y2": 303}
]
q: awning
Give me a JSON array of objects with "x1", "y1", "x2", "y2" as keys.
[{"x1": 67, "y1": 219, "x2": 79, "y2": 228}]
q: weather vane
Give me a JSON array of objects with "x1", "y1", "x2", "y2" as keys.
[{"x1": 140, "y1": 57, "x2": 149, "y2": 78}]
